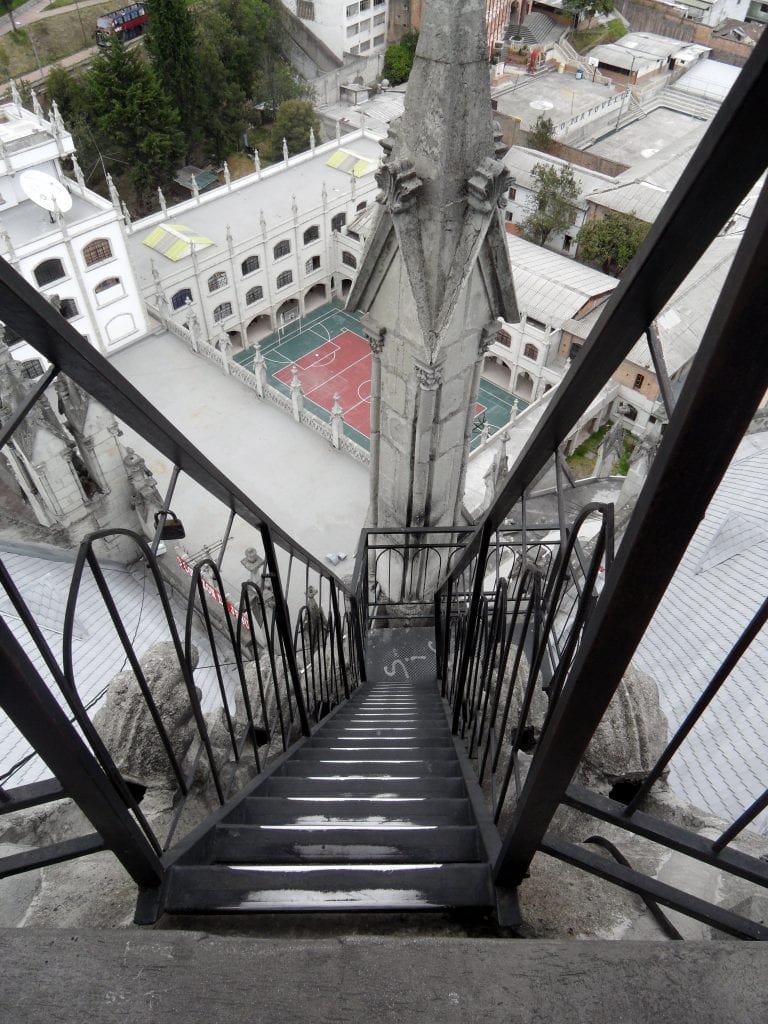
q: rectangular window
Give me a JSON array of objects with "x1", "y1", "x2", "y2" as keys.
[
  {"x1": 373, "y1": 11, "x2": 385, "y2": 24},
  {"x1": 359, "y1": 18, "x2": 370, "y2": 30},
  {"x1": 562, "y1": 234, "x2": 573, "y2": 252},
  {"x1": 360, "y1": 0, "x2": 370, "y2": 8},
  {"x1": 347, "y1": 23, "x2": 358, "y2": 36},
  {"x1": 508, "y1": 186, "x2": 517, "y2": 201},
  {"x1": 346, "y1": 2, "x2": 359, "y2": 16},
  {"x1": 633, "y1": 373, "x2": 645, "y2": 390},
  {"x1": 373, "y1": 0, "x2": 385, "y2": 6},
  {"x1": 297, "y1": 0, "x2": 314, "y2": 18},
  {"x1": 360, "y1": 39, "x2": 370, "y2": 50},
  {"x1": 349, "y1": 43, "x2": 359, "y2": 53},
  {"x1": 373, "y1": 33, "x2": 385, "y2": 45}
]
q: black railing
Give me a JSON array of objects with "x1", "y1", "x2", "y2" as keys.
[
  {"x1": 0, "y1": 258, "x2": 365, "y2": 899},
  {"x1": 432, "y1": 27, "x2": 768, "y2": 940}
]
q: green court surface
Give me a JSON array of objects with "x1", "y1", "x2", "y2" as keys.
[{"x1": 235, "y1": 301, "x2": 525, "y2": 451}]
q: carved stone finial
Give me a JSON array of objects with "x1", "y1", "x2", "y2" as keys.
[
  {"x1": 310, "y1": 126, "x2": 316, "y2": 154},
  {"x1": 375, "y1": 159, "x2": 422, "y2": 214},
  {"x1": 32, "y1": 91, "x2": 43, "y2": 118},
  {"x1": 282, "y1": 137, "x2": 289, "y2": 164},
  {"x1": 223, "y1": 161, "x2": 231, "y2": 187},
  {"x1": 10, "y1": 81, "x2": 21, "y2": 108},
  {"x1": 71, "y1": 154, "x2": 85, "y2": 188},
  {"x1": 253, "y1": 148, "x2": 261, "y2": 176},
  {"x1": 467, "y1": 157, "x2": 511, "y2": 215}
]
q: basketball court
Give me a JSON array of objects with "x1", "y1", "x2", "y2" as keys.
[{"x1": 235, "y1": 302, "x2": 523, "y2": 449}]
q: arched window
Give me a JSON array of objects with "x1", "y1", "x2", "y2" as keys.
[
  {"x1": 171, "y1": 288, "x2": 193, "y2": 310},
  {"x1": 356, "y1": 201, "x2": 367, "y2": 212},
  {"x1": 208, "y1": 271, "x2": 228, "y2": 292},
  {"x1": 59, "y1": 298, "x2": 79, "y2": 320},
  {"x1": 245, "y1": 286, "x2": 263, "y2": 305},
  {"x1": 303, "y1": 225, "x2": 320, "y2": 245},
  {"x1": 241, "y1": 255, "x2": 260, "y2": 276},
  {"x1": 82, "y1": 238, "x2": 113, "y2": 266},
  {"x1": 331, "y1": 212, "x2": 346, "y2": 233},
  {"x1": 94, "y1": 277, "x2": 121, "y2": 294},
  {"x1": 34, "y1": 258, "x2": 65, "y2": 287},
  {"x1": 342, "y1": 251, "x2": 357, "y2": 268},
  {"x1": 305, "y1": 255, "x2": 321, "y2": 273},
  {"x1": 276, "y1": 270, "x2": 293, "y2": 289},
  {"x1": 523, "y1": 343, "x2": 539, "y2": 361},
  {"x1": 213, "y1": 302, "x2": 233, "y2": 322},
  {"x1": 273, "y1": 239, "x2": 291, "y2": 260},
  {"x1": 496, "y1": 330, "x2": 512, "y2": 348}
]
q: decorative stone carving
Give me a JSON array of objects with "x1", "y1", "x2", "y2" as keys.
[
  {"x1": 375, "y1": 159, "x2": 422, "y2": 214},
  {"x1": 466, "y1": 157, "x2": 511, "y2": 214},
  {"x1": 415, "y1": 363, "x2": 441, "y2": 390},
  {"x1": 479, "y1": 321, "x2": 500, "y2": 356},
  {"x1": 363, "y1": 321, "x2": 386, "y2": 356},
  {"x1": 493, "y1": 120, "x2": 508, "y2": 160}
]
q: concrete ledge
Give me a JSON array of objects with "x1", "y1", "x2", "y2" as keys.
[{"x1": 1, "y1": 929, "x2": 766, "y2": 1022}]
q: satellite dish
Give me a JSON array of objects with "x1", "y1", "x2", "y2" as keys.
[{"x1": 19, "y1": 170, "x2": 73, "y2": 214}]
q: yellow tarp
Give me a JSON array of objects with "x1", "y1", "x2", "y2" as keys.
[{"x1": 142, "y1": 223, "x2": 215, "y2": 261}]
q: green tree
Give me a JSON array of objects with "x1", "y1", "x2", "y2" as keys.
[
  {"x1": 383, "y1": 34, "x2": 418, "y2": 85},
  {"x1": 577, "y1": 210, "x2": 649, "y2": 276},
  {"x1": 527, "y1": 114, "x2": 555, "y2": 153},
  {"x1": 562, "y1": 0, "x2": 614, "y2": 29},
  {"x1": 87, "y1": 38, "x2": 184, "y2": 207},
  {"x1": 270, "y1": 99, "x2": 320, "y2": 158},
  {"x1": 145, "y1": 0, "x2": 199, "y2": 142},
  {"x1": 522, "y1": 163, "x2": 580, "y2": 247}
]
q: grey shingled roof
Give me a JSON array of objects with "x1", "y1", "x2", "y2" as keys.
[
  {"x1": 634, "y1": 433, "x2": 768, "y2": 835},
  {"x1": 0, "y1": 544, "x2": 242, "y2": 789},
  {"x1": 507, "y1": 235, "x2": 617, "y2": 324}
]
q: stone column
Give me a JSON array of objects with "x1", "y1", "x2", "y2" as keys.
[
  {"x1": 362, "y1": 317, "x2": 385, "y2": 522},
  {"x1": 252, "y1": 341, "x2": 267, "y2": 397},
  {"x1": 411, "y1": 362, "x2": 442, "y2": 528},
  {"x1": 454, "y1": 321, "x2": 496, "y2": 522},
  {"x1": 330, "y1": 393, "x2": 344, "y2": 449},
  {"x1": 290, "y1": 364, "x2": 304, "y2": 422}
]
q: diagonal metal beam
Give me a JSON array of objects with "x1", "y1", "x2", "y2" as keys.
[{"x1": 494, "y1": 171, "x2": 768, "y2": 886}]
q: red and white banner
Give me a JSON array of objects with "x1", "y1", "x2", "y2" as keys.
[{"x1": 177, "y1": 556, "x2": 251, "y2": 631}]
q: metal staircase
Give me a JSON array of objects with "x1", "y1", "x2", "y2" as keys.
[{"x1": 157, "y1": 628, "x2": 499, "y2": 918}]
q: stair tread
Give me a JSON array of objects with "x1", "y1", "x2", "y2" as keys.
[
  {"x1": 211, "y1": 824, "x2": 482, "y2": 864},
  {"x1": 263, "y1": 776, "x2": 466, "y2": 798},
  {"x1": 276, "y1": 760, "x2": 463, "y2": 777},
  {"x1": 164, "y1": 863, "x2": 495, "y2": 912},
  {"x1": 230, "y1": 796, "x2": 474, "y2": 826}
]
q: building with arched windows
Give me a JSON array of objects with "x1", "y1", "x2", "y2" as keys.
[
  {"x1": 0, "y1": 101, "x2": 147, "y2": 354},
  {"x1": 126, "y1": 128, "x2": 380, "y2": 352}
]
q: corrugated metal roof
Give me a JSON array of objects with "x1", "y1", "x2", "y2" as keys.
[
  {"x1": 634, "y1": 433, "x2": 768, "y2": 834},
  {"x1": 507, "y1": 235, "x2": 617, "y2": 324}
]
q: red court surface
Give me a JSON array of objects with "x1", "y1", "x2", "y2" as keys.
[
  {"x1": 274, "y1": 332, "x2": 488, "y2": 439},
  {"x1": 274, "y1": 331, "x2": 372, "y2": 436}
]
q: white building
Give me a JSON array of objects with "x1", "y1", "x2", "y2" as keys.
[
  {"x1": 288, "y1": 0, "x2": 390, "y2": 59},
  {"x1": 0, "y1": 98, "x2": 147, "y2": 355},
  {"x1": 124, "y1": 129, "x2": 381, "y2": 351}
]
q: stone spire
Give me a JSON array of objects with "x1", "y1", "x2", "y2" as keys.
[{"x1": 348, "y1": 0, "x2": 518, "y2": 532}]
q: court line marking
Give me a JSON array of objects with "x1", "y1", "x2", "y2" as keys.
[{"x1": 290, "y1": 351, "x2": 371, "y2": 402}]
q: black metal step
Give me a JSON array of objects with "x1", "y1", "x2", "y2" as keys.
[
  {"x1": 290, "y1": 747, "x2": 458, "y2": 762},
  {"x1": 274, "y1": 759, "x2": 463, "y2": 777},
  {"x1": 305, "y1": 736, "x2": 454, "y2": 748},
  {"x1": 210, "y1": 823, "x2": 482, "y2": 864},
  {"x1": 163, "y1": 863, "x2": 495, "y2": 913},
  {"x1": 261, "y1": 776, "x2": 467, "y2": 798},
  {"x1": 229, "y1": 796, "x2": 475, "y2": 826}
]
